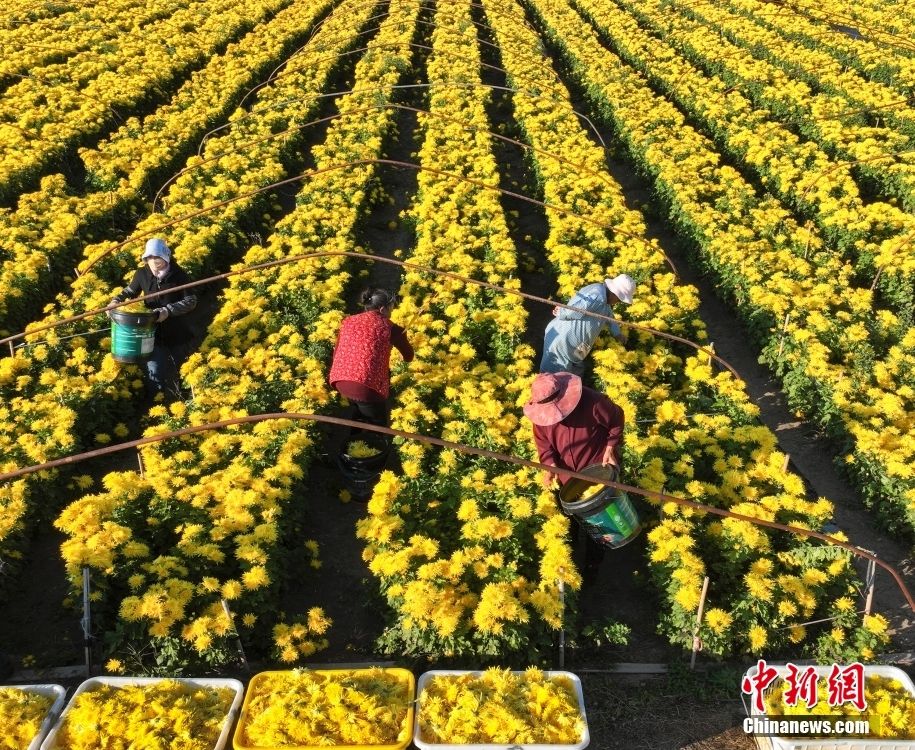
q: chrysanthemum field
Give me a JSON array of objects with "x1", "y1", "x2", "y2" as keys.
[{"x1": 0, "y1": 0, "x2": 912, "y2": 682}]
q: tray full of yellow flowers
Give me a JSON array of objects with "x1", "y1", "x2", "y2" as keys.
[
  {"x1": 752, "y1": 665, "x2": 915, "y2": 749},
  {"x1": 40, "y1": 677, "x2": 244, "y2": 750},
  {"x1": 232, "y1": 668, "x2": 415, "y2": 750},
  {"x1": 0, "y1": 685, "x2": 66, "y2": 750},
  {"x1": 414, "y1": 668, "x2": 589, "y2": 749}
]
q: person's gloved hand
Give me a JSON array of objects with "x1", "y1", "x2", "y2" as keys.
[
  {"x1": 154, "y1": 307, "x2": 169, "y2": 323},
  {"x1": 106, "y1": 298, "x2": 119, "y2": 319},
  {"x1": 542, "y1": 470, "x2": 557, "y2": 490}
]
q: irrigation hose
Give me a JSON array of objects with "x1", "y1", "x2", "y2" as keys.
[
  {"x1": 82, "y1": 159, "x2": 639, "y2": 277},
  {"x1": 0, "y1": 250, "x2": 739, "y2": 378},
  {"x1": 1, "y1": 412, "x2": 912, "y2": 615}
]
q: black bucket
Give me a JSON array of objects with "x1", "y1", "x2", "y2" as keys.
[
  {"x1": 559, "y1": 464, "x2": 642, "y2": 550},
  {"x1": 338, "y1": 432, "x2": 391, "y2": 501}
]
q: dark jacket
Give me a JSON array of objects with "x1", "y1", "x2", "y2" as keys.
[{"x1": 112, "y1": 261, "x2": 197, "y2": 346}]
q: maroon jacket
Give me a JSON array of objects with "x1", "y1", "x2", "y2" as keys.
[{"x1": 532, "y1": 387, "x2": 624, "y2": 484}]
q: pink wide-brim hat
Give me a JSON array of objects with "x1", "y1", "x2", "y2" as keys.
[{"x1": 523, "y1": 372, "x2": 583, "y2": 426}]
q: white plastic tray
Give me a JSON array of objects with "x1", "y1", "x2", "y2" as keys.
[
  {"x1": 743, "y1": 664, "x2": 915, "y2": 750},
  {"x1": 2, "y1": 684, "x2": 68, "y2": 750},
  {"x1": 40, "y1": 676, "x2": 244, "y2": 750},
  {"x1": 413, "y1": 670, "x2": 589, "y2": 749}
]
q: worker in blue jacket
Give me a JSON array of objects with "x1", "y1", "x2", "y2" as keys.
[{"x1": 540, "y1": 275, "x2": 636, "y2": 376}]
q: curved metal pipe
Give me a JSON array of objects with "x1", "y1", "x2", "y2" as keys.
[
  {"x1": 2, "y1": 412, "x2": 911, "y2": 615},
  {"x1": 158, "y1": 104, "x2": 623, "y2": 224},
  {"x1": 237, "y1": 9, "x2": 559, "y2": 111},
  {"x1": 0, "y1": 250, "x2": 738, "y2": 377},
  {"x1": 83, "y1": 159, "x2": 669, "y2": 278},
  {"x1": 196, "y1": 79, "x2": 598, "y2": 159}
]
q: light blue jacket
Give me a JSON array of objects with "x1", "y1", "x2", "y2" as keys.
[{"x1": 540, "y1": 282, "x2": 620, "y2": 376}]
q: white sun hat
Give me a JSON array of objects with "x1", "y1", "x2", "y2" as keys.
[{"x1": 604, "y1": 274, "x2": 636, "y2": 304}]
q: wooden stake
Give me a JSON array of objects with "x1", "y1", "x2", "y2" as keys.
[
  {"x1": 82, "y1": 567, "x2": 93, "y2": 678},
  {"x1": 782, "y1": 454, "x2": 791, "y2": 473},
  {"x1": 221, "y1": 599, "x2": 251, "y2": 673},
  {"x1": 777, "y1": 313, "x2": 791, "y2": 358},
  {"x1": 690, "y1": 576, "x2": 710, "y2": 670},
  {"x1": 707, "y1": 341, "x2": 715, "y2": 366},
  {"x1": 558, "y1": 567, "x2": 566, "y2": 670},
  {"x1": 137, "y1": 450, "x2": 144, "y2": 479},
  {"x1": 7, "y1": 341, "x2": 13, "y2": 357},
  {"x1": 864, "y1": 558, "x2": 877, "y2": 616},
  {"x1": 871, "y1": 264, "x2": 886, "y2": 291},
  {"x1": 803, "y1": 223, "x2": 812, "y2": 260}
]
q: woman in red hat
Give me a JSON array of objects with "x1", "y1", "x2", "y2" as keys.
[
  {"x1": 329, "y1": 288, "x2": 413, "y2": 427},
  {"x1": 524, "y1": 371, "x2": 625, "y2": 582}
]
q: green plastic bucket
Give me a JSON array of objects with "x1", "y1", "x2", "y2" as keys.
[
  {"x1": 110, "y1": 309, "x2": 157, "y2": 364},
  {"x1": 559, "y1": 464, "x2": 642, "y2": 549}
]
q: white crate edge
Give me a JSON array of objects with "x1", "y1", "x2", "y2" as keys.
[
  {"x1": 39, "y1": 676, "x2": 244, "y2": 750},
  {"x1": 742, "y1": 664, "x2": 915, "y2": 750},
  {"x1": 1, "y1": 684, "x2": 67, "y2": 750},
  {"x1": 413, "y1": 670, "x2": 589, "y2": 750}
]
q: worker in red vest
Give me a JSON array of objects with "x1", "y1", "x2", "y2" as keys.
[{"x1": 329, "y1": 288, "x2": 414, "y2": 427}]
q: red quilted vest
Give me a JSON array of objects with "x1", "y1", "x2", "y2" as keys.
[{"x1": 328, "y1": 310, "x2": 394, "y2": 398}]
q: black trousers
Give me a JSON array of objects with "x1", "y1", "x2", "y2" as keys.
[
  {"x1": 585, "y1": 533, "x2": 606, "y2": 567},
  {"x1": 351, "y1": 399, "x2": 390, "y2": 428}
]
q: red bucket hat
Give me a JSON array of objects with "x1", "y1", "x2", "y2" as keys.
[{"x1": 523, "y1": 372, "x2": 583, "y2": 426}]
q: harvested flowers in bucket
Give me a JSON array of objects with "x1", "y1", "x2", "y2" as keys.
[{"x1": 346, "y1": 440, "x2": 382, "y2": 459}]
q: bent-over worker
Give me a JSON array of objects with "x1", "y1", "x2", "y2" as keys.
[
  {"x1": 540, "y1": 274, "x2": 636, "y2": 376},
  {"x1": 524, "y1": 371, "x2": 625, "y2": 583},
  {"x1": 329, "y1": 288, "x2": 414, "y2": 428},
  {"x1": 109, "y1": 238, "x2": 197, "y2": 398}
]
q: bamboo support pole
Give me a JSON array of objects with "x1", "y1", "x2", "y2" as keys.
[
  {"x1": 82, "y1": 567, "x2": 92, "y2": 678},
  {"x1": 865, "y1": 558, "x2": 877, "y2": 617},
  {"x1": 690, "y1": 576, "x2": 710, "y2": 670},
  {"x1": 777, "y1": 312, "x2": 791, "y2": 357},
  {"x1": 221, "y1": 599, "x2": 251, "y2": 673},
  {"x1": 558, "y1": 567, "x2": 565, "y2": 670}
]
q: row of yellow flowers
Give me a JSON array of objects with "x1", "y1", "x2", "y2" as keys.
[
  {"x1": 54, "y1": 0, "x2": 424, "y2": 671},
  {"x1": 0, "y1": 0, "x2": 375, "y2": 597},
  {"x1": 777, "y1": 0, "x2": 915, "y2": 63},
  {"x1": 564, "y1": 0, "x2": 915, "y2": 546},
  {"x1": 0, "y1": 0, "x2": 335, "y2": 335},
  {"x1": 600, "y1": 0, "x2": 915, "y2": 270},
  {"x1": 0, "y1": 0, "x2": 182, "y2": 88},
  {"x1": 627, "y1": 4, "x2": 915, "y2": 214},
  {"x1": 358, "y1": 0, "x2": 581, "y2": 660},
  {"x1": 698, "y1": 0, "x2": 915, "y2": 136},
  {"x1": 0, "y1": 0, "x2": 276, "y2": 204},
  {"x1": 518, "y1": 0, "x2": 888, "y2": 660},
  {"x1": 738, "y1": 0, "x2": 915, "y2": 96}
]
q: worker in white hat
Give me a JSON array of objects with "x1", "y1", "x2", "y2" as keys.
[
  {"x1": 109, "y1": 237, "x2": 197, "y2": 399},
  {"x1": 540, "y1": 274, "x2": 636, "y2": 377}
]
